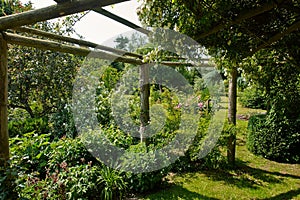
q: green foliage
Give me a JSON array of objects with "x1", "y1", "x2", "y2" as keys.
[
  {"x1": 8, "y1": 14, "x2": 84, "y2": 118},
  {"x1": 0, "y1": 161, "x2": 18, "y2": 200},
  {"x1": 95, "y1": 66, "x2": 120, "y2": 126},
  {"x1": 0, "y1": 0, "x2": 31, "y2": 16},
  {"x1": 171, "y1": 117, "x2": 227, "y2": 172},
  {"x1": 46, "y1": 137, "x2": 97, "y2": 172},
  {"x1": 239, "y1": 85, "x2": 267, "y2": 109},
  {"x1": 138, "y1": 0, "x2": 300, "y2": 60},
  {"x1": 18, "y1": 164, "x2": 103, "y2": 200},
  {"x1": 125, "y1": 169, "x2": 169, "y2": 194},
  {"x1": 247, "y1": 113, "x2": 300, "y2": 163},
  {"x1": 49, "y1": 103, "x2": 77, "y2": 139},
  {"x1": 117, "y1": 143, "x2": 171, "y2": 193},
  {"x1": 10, "y1": 132, "x2": 50, "y2": 176},
  {"x1": 8, "y1": 117, "x2": 50, "y2": 138},
  {"x1": 247, "y1": 114, "x2": 266, "y2": 133},
  {"x1": 98, "y1": 166, "x2": 128, "y2": 200},
  {"x1": 8, "y1": 132, "x2": 128, "y2": 200}
]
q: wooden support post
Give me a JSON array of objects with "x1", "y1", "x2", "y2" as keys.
[
  {"x1": 227, "y1": 67, "x2": 237, "y2": 166},
  {"x1": 0, "y1": 33, "x2": 9, "y2": 165},
  {"x1": 139, "y1": 65, "x2": 150, "y2": 143}
]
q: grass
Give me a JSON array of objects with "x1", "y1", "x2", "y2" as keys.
[{"x1": 139, "y1": 98, "x2": 300, "y2": 200}]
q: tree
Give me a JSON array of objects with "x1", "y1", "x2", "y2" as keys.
[
  {"x1": 137, "y1": 0, "x2": 300, "y2": 165},
  {"x1": 8, "y1": 15, "x2": 84, "y2": 119}
]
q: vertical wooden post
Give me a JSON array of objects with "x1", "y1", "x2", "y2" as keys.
[
  {"x1": 227, "y1": 67, "x2": 237, "y2": 166},
  {"x1": 0, "y1": 33, "x2": 9, "y2": 165},
  {"x1": 139, "y1": 65, "x2": 150, "y2": 143}
]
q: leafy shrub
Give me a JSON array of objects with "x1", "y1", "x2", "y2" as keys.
[
  {"x1": 171, "y1": 117, "x2": 226, "y2": 172},
  {"x1": 46, "y1": 137, "x2": 97, "y2": 172},
  {"x1": 8, "y1": 117, "x2": 50, "y2": 137},
  {"x1": 247, "y1": 114, "x2": 266, "y2": 132},
  {"x1": 0, "y1": 161, "x2": 18, "y2": 200},
  {"x1": 239, "y1": 86, "x2": 267, "y2": 109},
  {"x1": 49, "y1": 103, "x2": 77, "y2": 139},
  {"x1": 18, "y1": 164, "x2": 104, "y2": 200},
  {"x1": 10, "y1": 132, "x2": 51, "y2": 176},
  {"x1": 247, "y1": 113, "x2": 300, "y2": 163},
  {"x1": 9, "y1": 132, "x2": 128, "y2": 200},
  {"x1": 119, "y1": 143, "x2": 171, "y2": 193},
  {"x1": 99, "y1": 166, "x2": 128, "y2": 200}
]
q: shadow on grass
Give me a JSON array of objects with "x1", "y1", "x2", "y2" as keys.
[
  {"x1": 142, "y1": 185, "x2": 218, "y2": 200},
  {"x1": 260, "y1": 188, "x2": 300, "y2": 200},
  {"x1": 198, "y1": 159, "x2": 299, "y2": 189}
]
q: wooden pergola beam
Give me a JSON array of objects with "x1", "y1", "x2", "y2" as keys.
[
  {"x1": 93, "y1": 7, "x2": 151, "y2": 35},
  {"x1": 0, "y1": 0, "x2": 129, "y2": 31},
  {"x1": 0, "y1": 33, "x2": 9, "y2": 164},
  {"x1": 4, "y1": 32, "x2": 198, "y2": 67},
  {"x1": 4, "y1": 32, "x2": 143, "y2": 65},
  {"x1": 12, "y1": 26, "x2": 142, "y2": 59}
]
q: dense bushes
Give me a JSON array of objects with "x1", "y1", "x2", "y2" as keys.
[
  {"x1": 239, "y1": 86, "x2": 267, "y2": 109},
  {"x1": 3, "y1": 65, "x2": 229, "y2": 199},
  {"x1": 8, "y1": 117, "x2": 50, "y2": 138},
  {"x1": 3, "y1": 132, "x2": 128, "y2": 200},
  {"x1": 3, "y1": 113, "x2": 228, "y2": 199},
  {"x1": 247, "y1": 113, "x2": 300, "y2": 163}
]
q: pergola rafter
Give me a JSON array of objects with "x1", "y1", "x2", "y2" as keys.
[
  {"x1": 11, "y1": 26, "x2": 142, "y2": 59},
  {"x1": 93, "y1": 7, "x2": 151, "y2": 35},
  {"x1": 0, "y1": 0, "x2": 129, "y2": 31}
]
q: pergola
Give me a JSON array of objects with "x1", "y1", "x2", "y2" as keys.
[
  {"x1": 1, "y1": 0, "x2": 298, "y2": 167},
  {"x1": 0, "y1": 0, "x2": 207, "y2": 163}
]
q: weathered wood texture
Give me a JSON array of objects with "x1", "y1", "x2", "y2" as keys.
[
  {"x1": 139, "y1": 65, "x2": 150, "y2": 143},
  {"x1": 227, "y1": 67, "x2": 238, "y2": 166},
  {"x1": 93, "y1": 8, "x2": 151, "y2": 35},
  {"x1": 12, "y1": 27, "x2": 141, "y2": 58},
  {"x1": 0, "y1": 0, "x2": 129, "y2": 31},
  {"x1": 5, "y1": 32, "x2": 197, "y2": 67},
  {"x1": 0, "y1": 33, "x2": 9, "y2": 164},
  {"x1": 4, "y1": 32, "x2": 143, "y2": 65}
]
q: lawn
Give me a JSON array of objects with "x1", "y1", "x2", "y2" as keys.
[{"x1": 139, "y1": 99, "x2": 300, "y2": 200}]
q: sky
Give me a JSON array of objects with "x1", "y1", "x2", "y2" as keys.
[{"x1": 20, "y1": 0, "x2": 142, "y2": 45}]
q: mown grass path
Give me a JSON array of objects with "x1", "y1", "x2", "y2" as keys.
[{"x1": 141, "y1": 99, "x2": 300, "y2": 200}]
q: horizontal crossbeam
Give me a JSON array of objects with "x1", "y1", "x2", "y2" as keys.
[
  {"x1": 0, "y1": 0, "x2": 129, "y2": 31},
  {"x1": 93, "y1": 7, "x2": 151, "y2": 35},
  {"x1": 12, "y1": 26, "x2": 142, "y2": 59}
]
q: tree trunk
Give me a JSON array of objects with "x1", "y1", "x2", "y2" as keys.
[
  {"x1": 227, "y1": 67, "x2": 237, "y2": 166},
  {"x1": 139, "y1": 65, "x2": 150, "y2": 143},
  {"x1": 0, "y1": 33, "x2": 9, "y2": 165}
]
